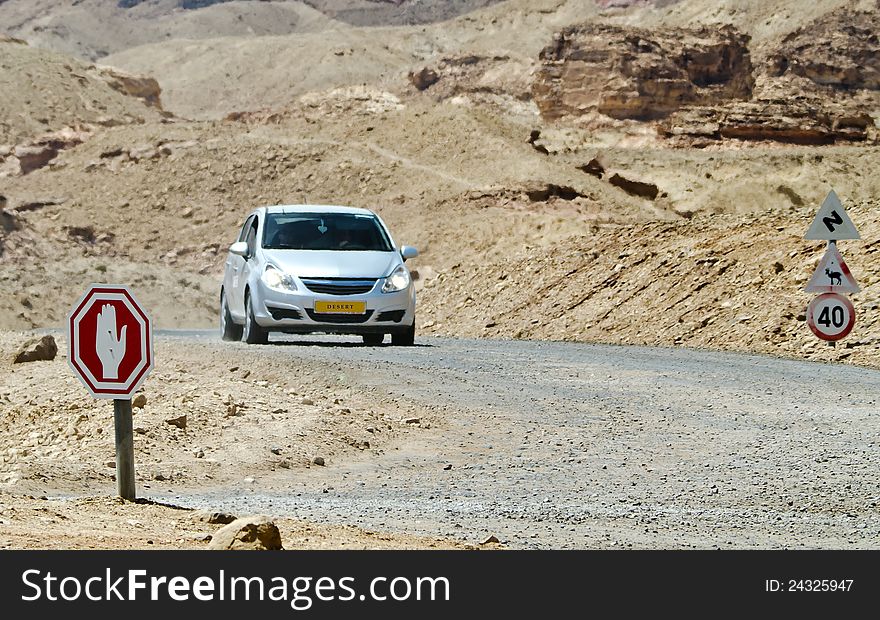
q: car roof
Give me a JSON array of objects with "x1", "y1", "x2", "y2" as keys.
[{"x1": 259, "y1": 204, "x2": 376, "y2": 216}]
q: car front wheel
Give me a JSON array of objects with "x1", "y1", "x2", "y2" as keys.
[
  {"x1": 220, "y1": 290, "x2": 243, "y2": 342},
  {"x1": 391, "y1": 323, "x2": 415, "y2": 346},
  {"x1": 242, "y1": 291, "x2": 268, "y2": 344}
]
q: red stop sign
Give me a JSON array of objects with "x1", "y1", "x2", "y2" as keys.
[{"x1": 67, "y1": 285, "x2": 153, "y2": 399}]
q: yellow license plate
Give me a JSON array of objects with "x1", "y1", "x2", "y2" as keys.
[{"x1": 314, "y1": 301, "x2": 367, "y2": 314}]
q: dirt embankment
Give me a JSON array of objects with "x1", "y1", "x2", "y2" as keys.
[{"x1": 0, "y1": 331, "x2": 477, "y2": 549}]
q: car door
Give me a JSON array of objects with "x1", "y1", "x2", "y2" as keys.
[
  {"x1": 226, "y1": 214, "x2": 254, "y2": 318},
  {"x1": 239, "y1": 213, "x2": 261, "y2": 313}
]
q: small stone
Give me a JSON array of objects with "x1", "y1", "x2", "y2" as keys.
[
  {"x1": 443, "y1": 464, "x2": 452, "y2": 470},
  {"x1": 480, "y1": 535, "x2": 500, "y2": 545},
  {"x1": 313, "y1": 456, "x2": 325, "y2": 466},
  {"x1": 403, "y1": 417, "x2": 421, "y2": 425},
  {"x1": 132, "y1": 394, "x2": 147, "y2": 409},
  {"x1": 243, "y1": 477, "x2": 255, "y2": 484},
  {"x1": 197, "y1": 511, "x2": 237, "y2": 525},
  {"x1": 301, "y1": 398, "x2": 315, "y2": 406},
  {"x1": 270, "y1": 447, "x2": 282, "y2": 455},
  {"x1": 165, "y1": 415, "x2": 187, "y2": 429},
  {"x1": 105, "y1": 460, "x2": 115, "y2": 468}
]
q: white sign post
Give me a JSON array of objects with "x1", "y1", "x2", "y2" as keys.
[{"x1": 804, "y1": 191, "x2": 860, "y2": 343}]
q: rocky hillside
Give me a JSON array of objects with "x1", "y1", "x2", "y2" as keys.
[
  {"x1": 0, "y1": 0, "x2": 504, "y2": 61},
  {"x1": 0, "y1": 37, "x2": 165, "y2": 171},
  {"x1": 302, "y1": 0, "x2": 505, "y2": 26},
  {"x1": 0, "y1": 0, "x2": 339, "y2": 60}
]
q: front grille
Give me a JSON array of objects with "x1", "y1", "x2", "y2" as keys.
[
  {"x1": 267, "y1": 306, "x2": 302, "y2": 321},
  {"x1": 301, "y1": 279, "x2": 376, "y2": 296},
  {"x1": 306, "y1": 309, "x2": 374, "y2": 324},
  {"x1": 376, "y1": 310, "x2": 405, "y2": 323}
]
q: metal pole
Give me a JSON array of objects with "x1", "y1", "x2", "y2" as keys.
[{"x1": 114, "y1": 398, "x2": 136, "y2": 500}]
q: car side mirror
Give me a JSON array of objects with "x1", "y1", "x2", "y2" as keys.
[
  {"x1": 400, "y1": 245, "x2": 419, "y2": 261},
  {"x1": 229, "y1": 241, "x2": 249, "y2": 258}
]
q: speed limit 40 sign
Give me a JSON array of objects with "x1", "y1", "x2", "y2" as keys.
[{"x1": 806, "y1": 293, "x2": 855, "y2": 342}]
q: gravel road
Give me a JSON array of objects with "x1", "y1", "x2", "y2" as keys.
[{"x1": 159, "y1": 332, "x2": 880, "y2": 549}]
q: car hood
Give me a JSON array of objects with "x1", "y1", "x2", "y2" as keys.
[{"x1": 262, "y1": 249, "x2": 401, "y2": 279}]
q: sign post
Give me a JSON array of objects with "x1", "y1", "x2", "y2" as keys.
[
  {"x1": 804, "y1": 191, "x2": 860, "y2": 343},
  {"x1": 67, "y1": 285, "x2": 153, "y2": 500}
]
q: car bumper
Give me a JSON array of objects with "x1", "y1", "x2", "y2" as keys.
[{"x1": 251, "y1": 281, "x2": 415, "y2": 335}]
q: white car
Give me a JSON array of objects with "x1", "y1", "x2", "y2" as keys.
[{"x1": 220, "y1": 205, "x2": 418, "y2": 345}]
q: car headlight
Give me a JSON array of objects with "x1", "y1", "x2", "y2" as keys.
[
  {"x1": 382, "y1": 264, "x2": 410, "y2": 293},
  {"x1": 261, "y1": 265, "x2": 297, "y2": 292}
]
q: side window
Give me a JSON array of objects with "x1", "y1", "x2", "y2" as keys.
[
  {"x1": 245, "y1": 216, "x2": 259, "y2": 255},
  {"x1": 238, "y1": 215, "x2": 254, "y2": 243}
]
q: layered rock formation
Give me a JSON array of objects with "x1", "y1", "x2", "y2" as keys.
[
  {"x1": 533, "y1": 24, "x2": 755, "y2": 121},
  {"x1": 661, "y1": 99, "x2": 874, "y2": 146},
  {"x1": 767, "y1": 6, "x2": 879, "y2": 91}
]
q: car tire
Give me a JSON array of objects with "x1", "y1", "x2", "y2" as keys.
[
  {"x1": 242, "y1": 291, "x2": 268, "y2": 345},
  {"x1": 362, "y1": 333, "x2": 384, "y2": 346},
  {"x1": 391, "y1": 322, "x2": 415, "y2": 346},
  {"x1": 220, "y1": 290, "x2": 243, "y2": 342}
]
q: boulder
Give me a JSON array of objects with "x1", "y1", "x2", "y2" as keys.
[
  {"x1": 409, "y1": 67, "x2": 440, "y2": 91},
  {"x1": 207, "y1": 515, "x2": 283, "y2": 550},
  {"x1": 13, "y1": 335, "x2": 58, "y2": 363}
]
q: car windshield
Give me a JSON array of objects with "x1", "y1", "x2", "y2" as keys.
[{"x1": 262, "y1": 212, "x2": 394, "y2": 251}]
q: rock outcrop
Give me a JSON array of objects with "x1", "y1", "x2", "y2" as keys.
[
  {"x1": 90, "y1": 66, "x2": 164, "y2": 109},
  {"x1": 533, "y1": 24, "x2": 754, "y2": 121},
  {"x1": 3, "y1": 128, "x2": 91, "y2": 176},
  {"x1": 767, "y1": 7, "x2": 879, "y2": 91},
  {"x1": 661, "y1": 99, "x2": 874, "y2": 146},
  {"x1": 408, "y1": 54, "x2": 534, "y2": 103}
]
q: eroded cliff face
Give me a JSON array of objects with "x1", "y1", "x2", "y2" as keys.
[
  {"x1": 767, "y1": 7, "x2": 879, "y2": 91},
  {"x1": 532, "y1": 24, "x2": 755, "y2": 121},
  {"x1": 533, "y1": 9, "x2": 878, "y2": 146}
]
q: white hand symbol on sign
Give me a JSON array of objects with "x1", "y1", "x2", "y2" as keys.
[{"x1": 96, "y1": 304, "x2": 127, "y2": 380}]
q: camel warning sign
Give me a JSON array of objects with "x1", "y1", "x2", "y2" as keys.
[{"x1": 805, "y1": 243, "x2": 860, "y2": 294}]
